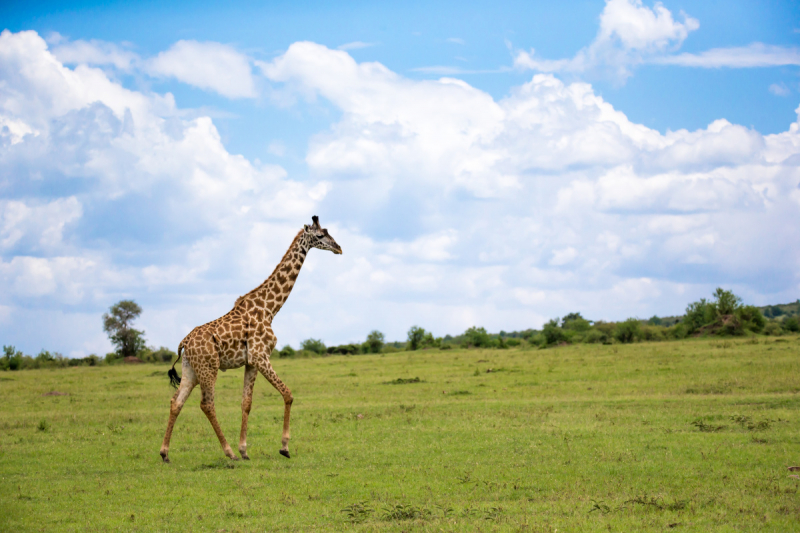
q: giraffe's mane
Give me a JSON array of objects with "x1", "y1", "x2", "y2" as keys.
[{"x1": 233, "y1": 229, "x2": 305, "y2": 309}]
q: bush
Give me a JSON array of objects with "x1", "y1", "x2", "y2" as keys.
[
  {"x1": 640, "y1": 325, "x2": 666, "y2": 341},
  {"x1": 584, "y1": 329, "x2": 608, "y2": 344},
  {"x1": 278, "y1": 345, "x2": 295, "y2": 358},
  {"x1": 763, "y1": 321, "x2": 782, "y2": 336},
  {"x1": 665, "y1": 323, "x2": 688, "y2": 339},
  {"x1": 327, "y1": 344, "x2": 360, "y2": 355},
  {"x1": 736, "y1": 305, "x2": 765, "y2": 333},
  {"x1": 783, "y1": 316, "x2": 800, "y2": 333},
  {"x1": 301, "y1": 338, "x2": 326, "y2": 355},
  {"x1": 506, "y1": 338, "x2": 521, "y2": 347},
  {"x1": 615, "y1": 318, "x2": 641, "y2": 343},
  {"x1": 140, "y1": 346, "x2": 176, "y2": 363}
]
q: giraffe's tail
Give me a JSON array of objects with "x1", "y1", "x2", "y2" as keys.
[{"x1": 167, "y1": 342, "x2": 183, "y2": 389}]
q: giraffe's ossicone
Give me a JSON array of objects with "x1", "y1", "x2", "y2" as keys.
[{"x1": 160, "y1": 216, "x2": 342, "y2": 463}]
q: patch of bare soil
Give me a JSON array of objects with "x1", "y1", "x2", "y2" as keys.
[
  {"x1": 42, "y1": 391, "x2": 68, "y2": 396},
  {"x1": 123, "y1": 356, "x2": 144, "y2": 364}
]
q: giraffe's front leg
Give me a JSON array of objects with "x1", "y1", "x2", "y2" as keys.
[
  {"x1": 254, "y1": 358, "x2": 293, "y2": 458},
  {"x1": 238, "y1": 364, "x2": 258, "y2": 460}
]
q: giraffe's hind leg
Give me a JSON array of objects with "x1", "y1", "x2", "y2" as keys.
[
  {"x1": 238, "y1": 364, "x2": 258, "y2": 460},
  {"x1": 198, "y1": 370, "x2": 238, "y2": 460},
  {"x1": 254, "y1": 358, "x2": 293, "y2": 458},
  {"x1": 160, "y1": 359, "x2": 198, "y2": 463}
]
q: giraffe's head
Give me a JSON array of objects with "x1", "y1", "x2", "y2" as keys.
[{"x1": 304, "y1": 216, "x2": 342, "y2": 255}]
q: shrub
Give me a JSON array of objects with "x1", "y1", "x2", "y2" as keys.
[
  {"x1": 736, "y1": 305, "x2": 765, "y2": 333},
  {"x1": 584, "y1": 329, "x2": 608, "y2": 344},
  {"x1": 506, "y1": 338, "x2": 521, "y2": 347},
  {"x1": 640, "y1": 325, "x2": 666, "y2": 341},
  {"x1": 763, "y1": 321, "x2": 782, "y2": 336},
  {"x1": 278, "y1": 345, "x2": 295, "y2": 358},
  {"x1": 665, "y1": 323, "x2": 688, "y2": 339},
  {"x1": 615, "y1": 318, "x2": 641, "y2": 343},
  {"x1": 140, "y1": 346, "x2": 176, "y2": 363},
  {"x1": 327, "y1": 344, "x2": 360, "y2": 355},
  {"x1": 784, "y1": 316, "x2": 800, "y2": 333}
]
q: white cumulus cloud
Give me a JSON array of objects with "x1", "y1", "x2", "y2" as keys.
[{"x1": 146, "y1": 40, "x2": 256, "y2": 98}]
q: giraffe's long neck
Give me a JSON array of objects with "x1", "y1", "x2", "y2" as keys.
[{"x1": 241, "y1": 230, "x2": 309, "y2": 322}]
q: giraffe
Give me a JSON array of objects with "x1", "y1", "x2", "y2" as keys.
[{"x1": 159, "y1": 216, "x2": 342, "y2": 463}]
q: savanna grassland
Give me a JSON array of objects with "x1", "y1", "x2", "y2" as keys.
[{"x1": 1, "y1": 337, "x2": 800, "y2": 532}]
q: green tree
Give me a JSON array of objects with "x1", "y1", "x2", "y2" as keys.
[
  {"x1": 562, "y1": 312, "x2": 591, "y2": 332},
  {"x1": 2, "y1": 345, "x2": 23, "y2": 371},
  {"x1": 102, "y1": 300, "x2": 146, "y2": 359},
  {"x1": 683, "y1": 298, "x2": 715, "y2": 333},
  {"x1": 542, "y1": 319, "x2": 567, "y2": 346},
  {"x1": 712, "y1": 288, "x2": 742, "y2": 316},
  {"x1": 301, "y1": 338, "x2": 326, "y2": 354},
  {"x1": 406, "y1": 326, "x2": 426, "y2": 351},
  {"x1": 364, "y1": 330, "x2": 385, "y2": 353},
  {"x1": 463, "y1": 326, "x2": 491, "y2": 348}
]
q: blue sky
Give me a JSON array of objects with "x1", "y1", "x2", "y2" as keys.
[{"x1": 1, "y1": 0, "x2": 799, "y2": 356}]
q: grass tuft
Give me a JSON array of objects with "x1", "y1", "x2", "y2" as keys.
[{"x1": 383, "y1": 377, "x2": 424, "y2": 385}]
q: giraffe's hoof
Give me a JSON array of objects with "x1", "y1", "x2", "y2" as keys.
[
  {"x1": 160, "y1": 451, "x2": 170, "y2": 463},
  {"x1": 279, "y1": 449, "x2": 291, "y2": 459},
  {"x1": 240, "y1": 453, "x2": 250, "y2": 460},
  {"x1": 228, "y1": 455, "x2": 240, "y2": 461}
]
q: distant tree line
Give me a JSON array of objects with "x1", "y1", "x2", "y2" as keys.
[
  {"x1": 3, "y1": 290, "x2": 799, "y2": 371},
  {"x1": 276, "y1": 288, "x2": 798, "y2": 356}
]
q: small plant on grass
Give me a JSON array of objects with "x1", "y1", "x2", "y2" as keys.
[
  {"x1": 37, "y1": 419, "x2": 49, "y2": 432},
  {"x1": 382, "y1": 503, "x2": 428, "y2": 521},
  {"x1": 341, "y1": 501, "x2": 373, "y2": 523},
  {"x1": 384, "y1": 377, "x2": 424, "y2": 384},
  {"x1": 691, "y1": 419, "x2": 726, "y2": 432}
]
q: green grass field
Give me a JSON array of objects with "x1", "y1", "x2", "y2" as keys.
[{"x1": 2, "y1": 337, "x2": 800, "y2": 531}]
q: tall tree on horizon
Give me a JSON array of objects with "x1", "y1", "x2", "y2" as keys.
[{"x1": 103, "y1": 300, "x2": 146, "y2": 359}]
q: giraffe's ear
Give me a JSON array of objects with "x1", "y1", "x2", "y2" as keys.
[{"x1": 303, "y1": 224, "x2": 310, "y2": 231}]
